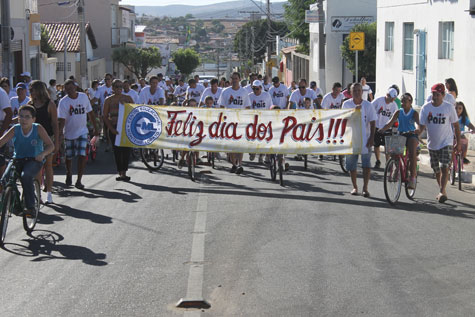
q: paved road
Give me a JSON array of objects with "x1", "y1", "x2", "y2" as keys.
[{"x1": 1, "y1": 148, "x2": 474, "y2": 316}]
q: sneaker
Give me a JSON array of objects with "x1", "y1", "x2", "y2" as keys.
[
  {"x1": 236, "y1": 166, "x2": 243, "y2": 175},
  {"x1": 463, "y1": 158, "x2": 470, "y2": 164},
  {"x1": 75, "y1": 182, "x2": 85, "y2": 190},
  {"x1": 408, "y1": 177, "x2": 416, "y2": 190},
  {"x1": 374, "y1": 160, "x2": 381, "y2": 169},
  {"x1": 177, "y1": 159, "x2": 185, "y2": 169},
  {"x1": 65, "y1": 174, "x2": 72, "y2": 187},
  {"x1": 230, "y1": 165, "x2": 237, "y2": 173},
  {"x1": 249, "y1": 153, "x2": 256, "y2": 161},
  {"x1": 46, "y1": 192, "x2": 53, "y2": 204}
]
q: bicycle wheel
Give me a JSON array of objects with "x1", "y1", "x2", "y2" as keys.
[
  {"x1": 404, "y1": 162, "x2": 417, "y2": 200},
  {"x1": 278, "y1": 156, "x2": 284, "y2": 186},
  {"x1": 384, "y1": 158, "x2": 402, "y2": 205},
  {"x1": 187, "y1": 153, "x2": 196, "y2": 181},
  {"x1": 141, "y1": 148, "x2": 165, "y2": 171},
  {"x1": 449, "y1": 157, "x2": 456, "y2": 185},
  {"x1": 23, "y1": 180, "x2": 40, "y2": 233},
  {"x1": 269, "y1": 155, "x2": 277, "y2": 181},
  {"x1": 339, "y1": 155, "x2": 348, "y2": 174},
  {"x1": 457, "y1": 154, "x2": 462, "y2": 191},
  {"x1": 303, "y1": 155, "x2": 308, "y2": 170},
  {"x1": 0, "y1": 187, "x2": 14, "y2": 246}
]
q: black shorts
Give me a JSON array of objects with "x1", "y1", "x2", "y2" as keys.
[{"x1": 374, "y1": 128, "x2": 385, "y2": 147}]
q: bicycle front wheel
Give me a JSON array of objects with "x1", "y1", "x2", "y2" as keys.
[
  {"x1": 23, "y1": 180, "x2": 40, "y2": 233},
  {"x1": 269, "y1": 155, "x2": 277, "y2": 181},
  {"x1": 457, "y1": 154, "x2": 462, "y2": 191},
  {"x1": 384, "y1": 158, "x2": 402, "y2": 205},
  {"x1": 0, "y1": 187, "x2": 14, "y2": 245},
  {"x1": 141, "y1": 149, "x2": 165, "y2": 171},
  {"x1": 404, "y1": 163, "x2": 417, "y2": 200},
  {"x1": 303, "y1": 155, "x2": 308, "y2": 170},
  {"x1": 278, "y1": 156, "x2": 284, "y2": 186},
  {"x1": 187, "y1": 153, "x2": 196, "y2": 181},
  {"x1": 339, "y1": 155, "x2": 348, "y2": 174},
  {"x1": 449, "y1": 158, "x2": 456, "y2": 185}
]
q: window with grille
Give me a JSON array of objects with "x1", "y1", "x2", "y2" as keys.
[
  {"x1": 439, "y1": 22, "x2": 454, "y2": 60},
  {"x1": 385, "y1": 22, "x2": 394, "y2": 51},
  {"x1": 56, "y1": 62, "x2": 71, "y2": 72},
  {"x1": 403, "y1": 23, "x2": 414, "y2": 70}
]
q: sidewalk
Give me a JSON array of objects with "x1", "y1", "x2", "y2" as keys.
[{"x1": 418, "y1": 141, "x2": 475, "y2": 185}]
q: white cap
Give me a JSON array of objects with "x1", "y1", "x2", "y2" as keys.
[
  {"x1": 165, "y1": 76, "x2": 170, "y2": 81},
  {"x1": 252, "y1": 80, "x2": 262, "y2": 87},
  {"x1": 204, "y1": 79, "x2": 209, "y2": 83},
  {"x1": 21, "y1": 71, "x2": 31, "y2": 77},
  {"x1": 387, "y1": 88, "x2": 398, "y2": 98}
]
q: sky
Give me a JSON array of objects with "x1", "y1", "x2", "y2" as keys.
[{"x1": 120, "y1": 0, "x2": 287, "y2": 6}]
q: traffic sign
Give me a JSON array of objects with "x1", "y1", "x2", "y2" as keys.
[{"x1": 349, "y1": 32, "x2": 365, "y2": 51}]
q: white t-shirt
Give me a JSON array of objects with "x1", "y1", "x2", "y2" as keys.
[
  {"x1": 139, "y1": 86, "x2": 165, "y2": 105},
  {"x1": 0, "y1": 87, "x2": 11, "y2": 122},
  {"x1": 173, "y1": 84, "x2": 188, "y2": 103},
  {"x1": 362, "y1": 84, "x2": 372, "y2": 101},
  {"x1": 312, "y1": 87, "x2": 323, "y2": 97},
  {"x1": 262, "y1": 83, "x2": 271, "y2": 92},
  {"x1": 372, "y1": 96, "x2": 399, "y2": 129},
  {"x1": 186, "y1": 86, "x2": 203, "y2": 103},
  {"x1": 342, "y1": 98, "x2": 377, "y2": 154},
  {"x1": 123, "y1": 89, "x2": 140, "y2": 104},
  {"x1": 8, "y1": 90, "x2": 17, "y2": 99},
  {"x1": 200, "y1": 87, "x2": 222, "y2": 107},
  {"x1": 58, "y1": 92, "x2": 93, "y2": 139},
  {"x1": 289, "y1": 89, "x2": 316, "y2": 109},
  {"x1": 86, "y1": 87, "x2": 96, "y2": 100},
  {"x1": 321, "y1": 92, "x2": 344, "y2": 109},
  {"x1": 94, "y1": 85, "x2": 113, "y2": 108},
  {"x1": 249, "y1": 91, "x2": 273, "y2": 110},
  {"x1": 419, "y1": 101, "x2": 458, "y2": 150},
  {"x1": 244, "y1": 84, "x2": 253, "y2": 95},
  {"x1": 426, "y1": 93, "x2": 456, "y2": 106},
  {"x1": 268, "y1": 84, "x2": 290, "y2": 109},
  {"x1": 158, "y1": 81, "x2": 167, "y2": 92},
  {"x1": 218, "y1": 86, "x2": 250, "y2": 109},
  {"x1": 10, "y1": 96, "x2": 30, "y2": 116}
]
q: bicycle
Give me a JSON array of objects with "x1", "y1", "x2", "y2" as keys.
[
  {"x1": 140, "y1": 148, "x2": 165, "y2": 172},
  {"x1": 339, "y1": 155, "x2": 348, "y2": 174},
  {"x1": 186, "y1": 151, "x2": 197, "y2": 181},
  {"x1": 383, "y1": 133, "x2": 419, "y2": 205},
  {"x1": 269, "y1": 154, "x2": 284, "y2": 186},
  {"x1": 0, "y1": 158, "x2": 41, "y2": 246},
  {"x1": 449, "y1": 131, "x2": 471, "y2": 191},
  {"x1": 207, "y1": 152, "x2": 215, "y2": 169}
]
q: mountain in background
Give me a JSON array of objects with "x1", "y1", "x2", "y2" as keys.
[{"x1": 134, "y1": 0, "x2": 285, "y2": 19}]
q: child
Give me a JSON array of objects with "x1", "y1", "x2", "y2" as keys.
[
  {"x1": 456, "y1": 101, "x2": 475, "y2": 164},
  {"x1": 0, "y1": 105, "x2": 54, "y2": 216}
]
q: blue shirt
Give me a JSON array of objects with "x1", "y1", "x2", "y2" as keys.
[
  {"x1": 459, "y1": 116, "x2": 471, "y2": 132},
  {"x1": 13, "y1": 123, "x2": 43, "y2": 159},
  {"x1": 397, "y1": 108, "x2": 416, "y2": 133}
]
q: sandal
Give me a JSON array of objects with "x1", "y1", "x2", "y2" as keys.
[
  {"x1": 350, "y1": 189, "x2": 358, "y2": 195},
  {"x1": 437, "y1": 193, "x2": 448, "y2": 203},
  {"x1": 362, "y1": 190, "x2": 370, "y2": 198}
]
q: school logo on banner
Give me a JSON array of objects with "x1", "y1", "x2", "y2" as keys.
[{"x1": 125, "y1": 106, "x2": 162, "y2": 146}]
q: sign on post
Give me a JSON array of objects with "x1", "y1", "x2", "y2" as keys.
[
  {"x1": 349, "y1": 32, "x2": 365, "y2": 51},
  {"x1": 305, "y1": 10, "x2": 325, "y2": 23}
]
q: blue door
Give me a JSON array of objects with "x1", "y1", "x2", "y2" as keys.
[{"x1": 415, "y1": 31, "x2": 427, "y2": 107}]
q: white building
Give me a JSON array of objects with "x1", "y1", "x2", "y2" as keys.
[
  {"x1": 376, "y1": 0, "x2": 475, "y2": 120},
  {"x1": 308, "y1": 0, "x2": 377, "y2": 94}
]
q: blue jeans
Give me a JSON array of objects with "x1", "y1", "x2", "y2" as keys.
[{"x1": 17, "y1": 160, "x2": 43, "y2": 210}]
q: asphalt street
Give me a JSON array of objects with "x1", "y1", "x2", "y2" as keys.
[{"x1": 1, "y1": 147, "x2": 475, "y2": 316}]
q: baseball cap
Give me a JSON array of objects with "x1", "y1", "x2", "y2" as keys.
[
  {"x1": 252, "y1": 80, "x2": 262, "y2": 88},
  {"x1": 204, "y1": 79, "x2": 209, "y2": 83},
  {"x1": 310, "y1": 81, "x2": 317, "y2": 88},
  {"x1": 272, "y1": 76, "x2": 280, "y2": 83},
  {"x1": 20, "y1": 72, "x2": 31, "y2": 77},
  {"x1": 431, "y1": 83, "x2": 445, "y2": 94},
  {"x1": 387, "y1": 88, "x2": 398, "y2": 99},
  {"x1": 15, "y1": 83, "x2": 27, "y2": 90}
]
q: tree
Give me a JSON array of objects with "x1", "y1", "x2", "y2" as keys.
[
  {"x1": 112, "y1": 46, "x2": 162, "y2": 79},
  {"x1": 284, "y1": 0, "x2": 314, "y2": 54},
  {"x1": 172, "y1": 48, "x2": 200, "y2": 78},
  {"x1": 40, "y1": 25, "x2": 55, "y2": 57},
  {"x1": 340, "y1": 22, "x2": 377, "y2": 81},
  {"x1": 210, "y1": 20, "x2": 225, "y2": 33},
  {"x1": 234, "y1": 19, "x2": 288, "y2": 63}
]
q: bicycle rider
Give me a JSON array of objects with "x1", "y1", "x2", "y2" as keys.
[
  {"x1": 0, "y1": 105, "x2": 54, "y2": 216},
  {"x1": 378, "y1": 93, "x2": 420, "y2": 189}
]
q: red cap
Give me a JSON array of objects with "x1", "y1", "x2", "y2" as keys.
[{"x1": 431, "y1": 83, "x2": 445, "y2": 94}]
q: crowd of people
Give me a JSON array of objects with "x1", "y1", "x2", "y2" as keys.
[{"x1": 0, "y1": 70, "x2": 473, "y2": 216}]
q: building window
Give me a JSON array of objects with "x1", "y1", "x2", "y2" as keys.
[
  {"x1": 403, "y1": 23, "x2": 414, "y2": 70},
  {"x1": 56, "y1": 62, "x2": 71, "y2": 72},
  {"x1": 439, "y1": 22, "x2": 454, "y2": 60},
  {"x1": 385, "y1": 22, "x2": 394, "y2": 51}
]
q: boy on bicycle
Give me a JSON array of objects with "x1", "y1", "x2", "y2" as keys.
[
  {"x1": 378, "y1": 93, "x2": 420, "y2": 189},
  {"x1": 0, "y1": 105, "x2": 54, "y2": 216}
]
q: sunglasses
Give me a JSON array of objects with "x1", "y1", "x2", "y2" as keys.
[
  {"x1": 298, "y1": 86, "x2": 306, "y2": 89},
  {"x1": 252, "y1": 87, "x2": 261, "y2": 90}
]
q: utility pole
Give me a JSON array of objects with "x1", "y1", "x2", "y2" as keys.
[
  {"x1": 251, "y1": 26, "x2": 255, "y2": 70},
  {"x1": 78, "y1": 0, "x2": 88, "y2": 89},
  {"x1": 1, "y1": 0, "x2": 12, "y2": 79},
  {"x1": 64, "y1": 34, "x2": 68, "y2": 82},
  {"x1": 216, "y1": 48, "x2": 220, "y2": 78},
  {"x1": 266, "y1": 0, "x2": 271, "y2": 73},
  {"x1": 317, "y1": 0, "x2": 325, "y2": 85}
]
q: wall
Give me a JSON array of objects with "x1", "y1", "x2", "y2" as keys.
[{"x1": 39, "y1": 55, "x2": 57, "y2": 83}]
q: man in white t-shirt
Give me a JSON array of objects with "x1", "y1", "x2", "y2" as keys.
[
  {"x1": 122, "y1": 80, "x2": 140, "y2": 104},
  {"x1": 268, "y1": 77, "x2": 289, "y2": 109},
  {"x1": 372, "y1": 88, "x2": 399, "y2": 168},
  {"x1": 199, "y1": 78, "x2": 222, "y2": 107},
  {"x1": 289, "y1": 79, "x2": 317, "y2": 109},
  {"x1": 361, "y1": 77, "x2": 373, "y2": 101},
  {"x1": 91, "y1": 73, "x2": 113, "y2": 113},
  {"x1": 288, "y1": 81, "x2": 297, "y2": 95},
  {"x1": 10, "y1": 83, "x2": 30, "y2": 117},
  {"x1": 0, "y1": 86, "x2": 12, "y2": 136},
  {"x1": 48, "y1": 79, "x2": 58, "y2": 103},
  {"x1": 139, "y1": 76, "x2": 165, "y2": 105},
  {"x1": 157, "y1": 73, "x2": 168, "y2": 95},
  {"x1": 310, "y1": 81, "x2": 323, "y2": 99},
  {"x1": 426, "y1": 89, "x2": 456, "y2": 106},
  {"x1": 193, "y1": 75, "x2": 206, "y2": 93},
  {"x1": 321, "y1": 82, "x2": 344, "y2": 110},
  {"x1": 186, "y1": 79, "x2": 203, "y2": 104},
  {"x1": 419, "y1": 83, "x2": 461, "y2": 203},
  {"x1": 173, "y1": 79, "x2": 188, "y2": 106},
  {"x1": 262, "y1": 75, "x2": 271, "y2": 92},
  {"x1": 342, "y1": 83, "x2": 377, "y2": 197},
  {"x1": 218, "y1": 72, "x2": 251, "y2": 175},
  {"x1": 58, "y1": 79, "x2": 100, "y2": 190},
  {"x1": 244, "y1": 73, "x2": 258, "y2": 95},
  {"x1": 248, "y1": 80, "x2": 272, "y2": 110},
  {"x1": 138, "y1": 78, "x2": 148, "y2": 92},
  {"x1": 0, "y1": 78, "x2": 17, "y2": 100}
]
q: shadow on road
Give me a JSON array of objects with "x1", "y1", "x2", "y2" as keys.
[
  {"x1": 1, "y1": 230, "x2": 107, "y2": 266},
  {"x1": 46, "y1": 203, "x2": 113, "y2": 224}
]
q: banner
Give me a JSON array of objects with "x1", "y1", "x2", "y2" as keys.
[{"x1": 116, "y1": 104, "x2": 363, "y2": 155}]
